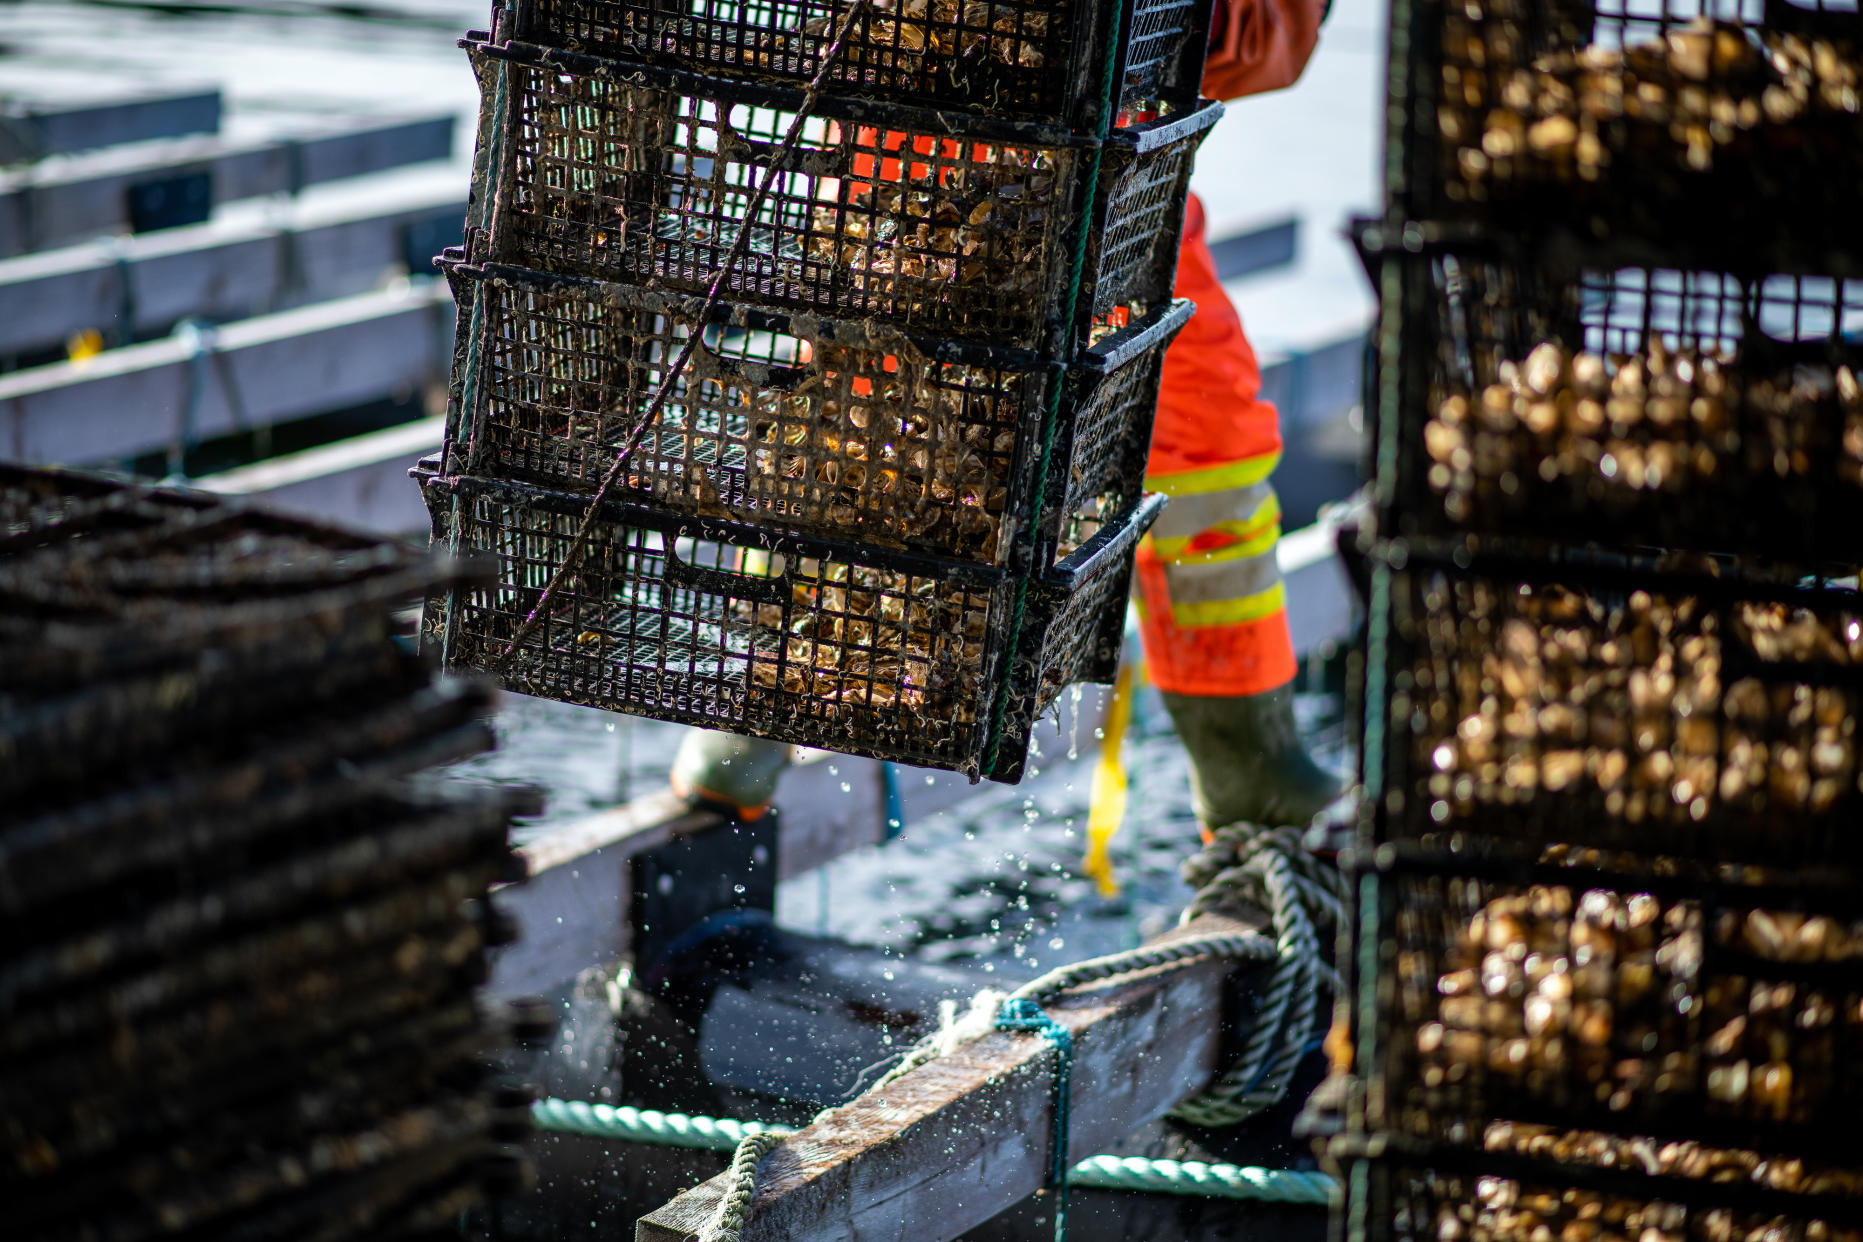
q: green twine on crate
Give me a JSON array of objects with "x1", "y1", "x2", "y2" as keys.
[
  {"x1": 528, "y1": 1098, "x2": 1337, "y2": 1205},
  {"x1": 995, "y1": 996, "x2": 1076, "y2": 1242},
  {"x1": 980, "y1": 0, "x2": 1127, "y2": 775}
]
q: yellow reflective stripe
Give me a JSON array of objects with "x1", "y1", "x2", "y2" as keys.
[
  {"x1": 1143, "y1": 449, "x2": 1282, "y2": 497},
  {"x1": 1150, "y1": 479, "x2": 1278, "y2": 541},
  {"x1": 1171, "y1": 580, "x2": 1288, "y2": 629},
  {"x1": 1161, "y1": 546, "x2": 1281, "y2": 606},
  {"x1": 1149, "y1": 492, "x2": 1282, "y2": 564},
  {"x1": 1153, "y1": 521, "x2": 1279, "y2": 568}
]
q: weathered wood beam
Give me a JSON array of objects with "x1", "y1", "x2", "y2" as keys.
[
  {"x1": 0, "y1": 171, "x2": 464, "y2": 357},
  {"x1": 0, "y1": 281, "x2": 453, "y2": 466},
  {"x1": 483, "y1": 752, "x2": 892, "y2": 999},
  {"x1": 195, "y1": 414, "x2": 443, "y2": 534},
  {"x1": 1207, "y1": 215, "x2": 1299, "y2": 282},
  {"x1": 636, "y1": 913, "x2": 1258, "y2": 1242},
  {"x1": 0, "y1": 87, "x2": 223, "y2": 163},
  {"x1": 0, "y1": 113, "x2": 455, "y2": 257}
]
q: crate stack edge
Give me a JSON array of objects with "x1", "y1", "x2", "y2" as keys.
[
  {"x1": 422, "y1": 0, "x2": 1220, "y2": 780},
  {"x1": 1333, "y1": 1, "x2": 1863, "y2": 1240}
]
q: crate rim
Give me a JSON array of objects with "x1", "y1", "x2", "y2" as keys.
[
  {"x1": 1347, "y1": 837, "x2": 1863, "y2": 919},
  {"x1": 1326, "y1": 1131, "x2": 1863, "y2": 1224},
  {"x1": 450, "y1": 258, "x2": 1194, "y2": 374},
  {"x1": 416, "y1": 465, "x2": 1164, "y2": 589},
  {"x1": 463, "y1": 33, "x2": 1225, "y2": 154},
  {"x1": 1368, "y1": 535, "x2": 1863, "y2": 610},
  {"x1": 453, "y1": 258, "x2": 1193, "y2": 376},
  {"x1": 1360, "y1": 214, "x2": 1863, "y2": 283}
]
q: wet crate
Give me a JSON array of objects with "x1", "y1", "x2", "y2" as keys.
[
  {"x1": 416, "y1": 467, "x2": 1159, "y2": 781},
  {"x1": 464, "y1": 37, "x2": 1217, "y2": 350},
  {"x1": 444, "y1": 259, "x2": 1190, "y2": 565},
  {"x1": 1393, "y1": 0, "x2": 1863, "y2": 265},
  {"x1": 500, "y1": 0, "x2": 1214, "y2": 132},
  {"x1": 1369, "y1": 550, "x2": 1863, "y2": 867},
  {"x1": 1329, "y1": 1138, "x2": 1863, "y2": 1242},
  {"x1": 1354, "y1": 850, "x2": 1863, "y2": 1159},
  {"x1": 1378, "y1": 241, "x2": 1863, "y2": 563}
]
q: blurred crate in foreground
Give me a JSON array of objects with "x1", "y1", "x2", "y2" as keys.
[
  {"x1": 1381, "y1": 243, "x2": 1863, "y2": 564},
  {"x1": 1328, "y1": 1139, "x2": 1863, "y2": 1242},
  {"x1": 0, "y1": 464, "x2": 533, "y2": 1241},
  {"x1": 1398, "y1": 0, "x2": 1863, "y2": 268},
  {"x1": 1354, "y1": 849, "x2": 1863, "y2": 1160},
  {"x1": 1369, "y1": 552, "x2": 1863, "y2": 868}
]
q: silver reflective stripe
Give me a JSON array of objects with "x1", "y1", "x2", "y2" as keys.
[
  {"x1": 1150, "y1": 479, "x2": 1278, "y2": 542},
  {"x1": 1160, "y1": 546, "x2": 1283, "y2": 606}
]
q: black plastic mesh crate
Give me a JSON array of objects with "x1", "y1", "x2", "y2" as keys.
[
  {"x1": 1370, "y1": 552, "x2": 1863, "y2": 866},
  {"x1": 505, "y1": 0, "x2": 1213, "y2": 131},
  {"x1": 1380, "y1": 243, "x2": 1863, "y2": 562},
  {"x1": 1330, "y1": 1141, "x2": 1863, "y2": 1242},
  {"x1": 416, "y1": 467, "x2": 1157, "y2": 781},
  {"x1": 1394, "y1": 0, "x2": 1863, "y2": 263},
  {"x1": 465, "y1": 38, "x2": 1216, "y2": 350},
  {"x1": 443, "y1": 259, "x2": 1189, "y2": 564},
  {"x1": 1356, "y1": 852, "x2": 1863, "y2": 1159}
]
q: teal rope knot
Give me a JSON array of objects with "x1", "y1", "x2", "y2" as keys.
[{"x1": 996, "y1": 996, "x2": 1074, "y2": 1242}]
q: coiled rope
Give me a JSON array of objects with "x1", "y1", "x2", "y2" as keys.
[
  {"x1": 528, "y1": 1099, "x2": 1337, "y2": 1205},
  {"x1": 690, "y1": 820, "x2": 1341, "y2": 1240}
]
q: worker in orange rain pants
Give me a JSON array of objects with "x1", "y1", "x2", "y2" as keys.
[{"x1": 673, "y1": 0, "x2": 1343, "y2": 834}]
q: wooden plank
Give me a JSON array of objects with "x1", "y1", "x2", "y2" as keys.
[
  {"x1": 482, "y1": 759, "x2": 892, "y2": 998},
  {"x1": 194, "y1": 414, "x2": 444, "y2": 534},
  {"x1": 0, "y1": 113, "x2": 455, "y2": 257},
  {"x1": 1207, "y1": 216, "x2": 1300, "y2": 282},
  {"x1": 0, "y1": 88, "x2": 223, "y2": 163},
  {"x1": 636, "y1": 913, "x2": 1258, "y2": 1242},
  {"x1": 0, "y1": 282, "x2": 454, "y2": 467},
  {"x1": 487, "y1": 790, "x2": 722, "y2": 1000},
  {"x1": 0, "y1": 170, "x2": 465, "y2": 358}
]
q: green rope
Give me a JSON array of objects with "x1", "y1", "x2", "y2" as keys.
[
  {"x1": 981, "y1": 0, "x2": 1127, "y2": 773},
  {"x1": 995, "y1": 997, "x2": 1076, "y2": 1242},
  {"x1": 528, "y1": 1099, "x2": 1336, "y2": 1205}
]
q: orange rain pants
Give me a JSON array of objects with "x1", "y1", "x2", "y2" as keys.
[
  {"x1": 1133, "y1": 193, "x2": 1293, "y2": 697},
  {"x1": 1133, "y1": 0, "x2": 1325, "y2": 698}
]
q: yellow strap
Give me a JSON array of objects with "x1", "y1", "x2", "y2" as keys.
[
  {"x1": 1143, "y1": 449, "x2": 1282, "y2": 498},
  {"x1": 1169, "y1": 579, "x2": 1287, "y2": 629},
  {"x1": 1082, "y1": 658, "x2": 1141, "y2": 898}
]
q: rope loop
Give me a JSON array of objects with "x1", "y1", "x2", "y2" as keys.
[
  {"x1": 1168, "y1": 821, "x2": 1343, "y2": 1128},
  {"x1": 994, "y1": 994, "x2": 1076, "y2": 1242}
]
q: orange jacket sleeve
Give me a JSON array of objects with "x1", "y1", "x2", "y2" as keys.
[{"x1": 1199, "y1": 0, "x2": 1326, "y2": 101}]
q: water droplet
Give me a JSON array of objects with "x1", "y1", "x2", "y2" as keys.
[
  {"x1": 733, "y1": 883, "x2": 746, "y2": 894},
  {"x1": 840, "y1": 781, "x2": 852, "y2": 793}
]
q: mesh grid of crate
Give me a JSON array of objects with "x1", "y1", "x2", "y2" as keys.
[
  {"x1": 419, "y1": 0, "x2": 1223, "y2": 780},
  {"x1": 1327, "y1": 0, "x2": 1863, "y2": 1238}
]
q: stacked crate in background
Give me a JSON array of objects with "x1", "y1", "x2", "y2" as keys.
[
  {"x1": 416, "y1": 0, "x2": 1223, "y2": 781},
  {"x1": 0, "y1": 466, "x2": 537, "y2": 1240},
  {"x1": 1329, "y1": 0, "x2": 1863, "y2": 1239}
]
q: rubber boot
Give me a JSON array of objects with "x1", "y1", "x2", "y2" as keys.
[
  {"x1": 1160, "y1": 683, "x2": 1345, "y2": 832},
  {"x1": 670, "y1": 730, "x2": 796, "y2": 821}
]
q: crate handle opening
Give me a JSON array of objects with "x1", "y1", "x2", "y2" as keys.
[
  {"x1": 665, "y1": 533, "x2": 791, "y2": 605},
  {"x1": 697, "y1": 322, "x2": 810, "y2": 391}
]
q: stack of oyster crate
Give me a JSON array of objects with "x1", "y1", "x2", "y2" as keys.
[
  {"x1": 416, "y1": 0, "x2": 1225, "y2": 781},
  {"x1": 1325, "y1": 0, "x2": 1863, "y2": 1239},
  {"x1": 0, "y1": 465, "x2": 535, "y2": 1241}
]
